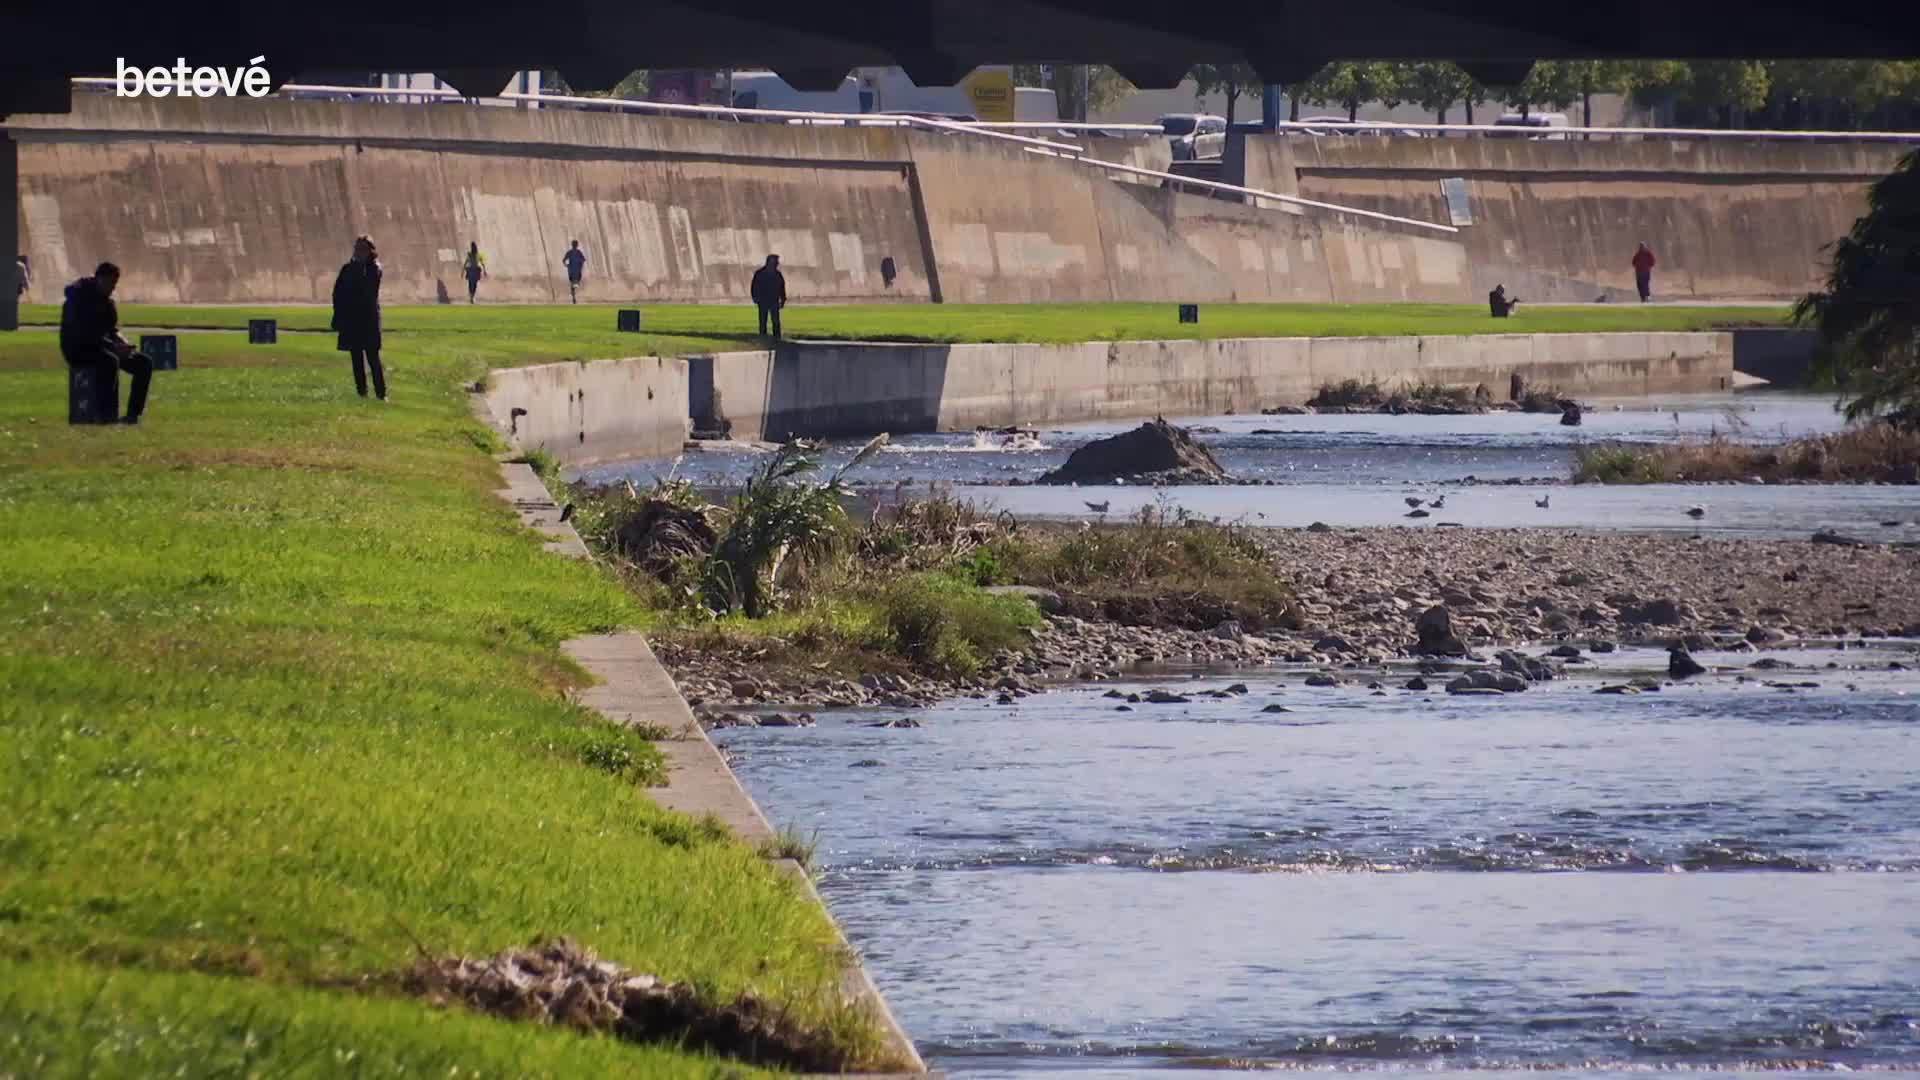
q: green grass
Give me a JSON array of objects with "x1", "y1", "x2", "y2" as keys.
[
  {"x1": 0, "y1": 959, "x2": 767, "y2": 1078},
  {"x1": 19, "y1": 299, "x2": 1788, "y2": 347},
  {"x1": 0, "y1": 325, "x2": 896, "y2": 1071}
]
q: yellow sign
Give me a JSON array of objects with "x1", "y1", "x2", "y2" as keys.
[{"x1": 963, "y1": 69, "x2": 1016, "y2": 122}]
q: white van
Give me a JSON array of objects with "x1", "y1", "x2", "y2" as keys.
[{"x1": 1490, "y1": 112, "x2": 1571, "y2": 140}]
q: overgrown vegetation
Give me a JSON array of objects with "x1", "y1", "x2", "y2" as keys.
[
  {"x1": 1794, "y1": 149, "x2": 1920, "y2": 427},
  {"x1": 1308, "y1": 378, "x2": 1491, "y2": 414},
  {"x1": 1573, "y1": 424, "x2": 1920, "y2": 483},
  {"x1": 578, "y1": 474, "x2": 1296, "y2": 684}
]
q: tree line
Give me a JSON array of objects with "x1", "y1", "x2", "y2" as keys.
[{"x1": 1030, "y1": 61, "x2": 1920, "y2": 131}]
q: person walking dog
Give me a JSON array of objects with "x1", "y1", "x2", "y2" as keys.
[{"x1": 332, "y1": 236, "x2": 386, "y2": 400}]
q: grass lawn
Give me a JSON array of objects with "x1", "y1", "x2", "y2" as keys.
[
  {"x1": 18, "y1": 299, "x2": 1789, "y2": 348},
  {"x1": 0, "y1": 327, "x2": 894, "y2": 1074}
]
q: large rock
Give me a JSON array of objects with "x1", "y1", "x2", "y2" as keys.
[
  {"x1": 1039, "y1": 418, "x2": 1229, "y2": 485},
  {"x1": 1668, "y1": 648, "x2": 1708, "y2": 678},
  {"x1": 1414, "y1": 604, "x2": 1469, "y2": 656}
]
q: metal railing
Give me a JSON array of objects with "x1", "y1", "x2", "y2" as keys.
[{"x1": 1265, "y1": 118, "x2": 1920, "y2": 142}]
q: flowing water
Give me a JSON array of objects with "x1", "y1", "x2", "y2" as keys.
[
  {"x1": 719, "y1": 646, "x2": 1920, "y2": 1075},
  {"x1": 586, "y1": 391, "x2": 1920, "y2": 539},
  {"x1": 590, "y1": 388, "x2": 1920, "y2": 1073}
]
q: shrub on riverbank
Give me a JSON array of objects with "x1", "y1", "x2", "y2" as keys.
[
  {"x1": 1308, "y1": 379, "x2": 1490, "y2": 414},
  {"x1": 1573, "y1": 422, "x2": 1920, "y2": 483},
  {"x1": 876, "y1": 572, "x2": 1044, "y2": 675},
  {"x1": 993, "y1": 504, "x2": 1301, "y2": 633}
]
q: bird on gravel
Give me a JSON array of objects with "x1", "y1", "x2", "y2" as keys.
[
  {"x1": 1535, "y1": 494, "x2": 1551, "y2": 509},
  {"x1": 1686, "y1": 505, "x2": 1707, "y2": 519},
  {"x1": 1085, "y1": 500, "x2": 1110, "y2": 514},
  {"x1": 1405, "y1": 496, "x2": 1424, "y2": 508},
  {"x1": 1429, "y1": 495, "x2": 1447, "y2": 510}
]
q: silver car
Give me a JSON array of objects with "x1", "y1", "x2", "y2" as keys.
[{"x1": 1161, "y1": 113, "x2": 1227, "y2": 160}]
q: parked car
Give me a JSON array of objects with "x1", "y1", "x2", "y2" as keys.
[
  {"x1": 1160, "y1": 113, "x2": 1227, "y2": 160},
  {"x1": 1489, "y1": 112, "x2": 1570, "y2": 139}
]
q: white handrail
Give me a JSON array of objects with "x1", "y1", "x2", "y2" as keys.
[
  {"x1": 1082, "y1": 155, "x2": 1458, "y2": 232},
  {"x1": 1269, "y1": 118, "x2": 1920, "y2": 142},
  {"x1": 71, "y1": 78, "x2": 1920, "y2": 142}
]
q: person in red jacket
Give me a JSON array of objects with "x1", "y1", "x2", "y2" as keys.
[{"x1": 1631, "y1": 242, "x2": 1657, "y2": 302}]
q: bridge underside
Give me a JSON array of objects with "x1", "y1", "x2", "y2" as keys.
[{"x1": 3, "y1": 1, "x2": 1919, "y2": 112}]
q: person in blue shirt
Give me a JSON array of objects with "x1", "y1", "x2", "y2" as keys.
[{"x1": 562, "y1": 240, "x2": 588, "y2": 303}]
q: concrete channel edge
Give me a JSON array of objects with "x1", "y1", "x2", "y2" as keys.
[{"x1": 473, "y1": 395, "x2": 930, "y2": 1076}]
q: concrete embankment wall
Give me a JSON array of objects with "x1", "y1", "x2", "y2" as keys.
[
  {"x1": 8, "y1": 95, "x2": 1464, "y2": 307},
  {"x1": 483, "y1": 356, "x2": 690, "y2": 466},
  {"x1": 694, "y1": 331, "x2": 1731, "y2": 442},
  {"x1": 1238, "y1": 137, "x2": 1900, "y2": 303}
]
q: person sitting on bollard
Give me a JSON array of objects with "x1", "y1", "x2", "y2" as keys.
[
  {"x1": 1488, "y1": 284, "x2": 1520, "y2": 318},
  {"x1": 60, "y1": 261, "x2": 151, "y2": 425}
]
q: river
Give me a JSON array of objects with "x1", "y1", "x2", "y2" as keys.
[
  {"x1": 718, "y1": 645, "x2": 1920, "y2": 1075},
  {"x1": 586, "y1": 391, "x2": 1920, "y2": 540}
]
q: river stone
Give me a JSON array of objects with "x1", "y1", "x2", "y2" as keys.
[
  {"x1": 1038, "y1": 418, "x2": 1229, "y2": 485},
  {"x1": 1304, "y1": 674, "x2": 1341, "y2": 687},
  {"x1": 983, "y1": 584, "x2": 1064, "y2": 615},
  {"x1": 1622, "y1": 598, "x2": 1685, "y2": 626},
  {"x1": 1260, "y1": 703, "x2": 1292, "y2": 713},
  {"x1": 1414, "y1": 604, "x2": 1470, "y2": 657},
  {"x1": 1595, "y1": 684, "x2": 1640, "y2": 695},
  {"x1": 1668, "y1": 648, "x2": 1708, "y2": 678},
  {"x1": 1403, "y1": 677, "x2": 1429, "y2": 691},
  {"x1": 1144, "y1": 689, "x2": 1191, "y2": 704}
]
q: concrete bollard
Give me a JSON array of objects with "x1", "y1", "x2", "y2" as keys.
[{"x1": 140, "y1": 334, "x2": 178, "y2": 370}]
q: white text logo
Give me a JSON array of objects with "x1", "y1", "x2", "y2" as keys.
[{"x1": 115, "y1": 56, "x2": 271, "y2": 98}]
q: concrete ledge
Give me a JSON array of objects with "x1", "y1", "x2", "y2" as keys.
[{"x1": 476, "y1": 400, "x2": 927, "y2": 1074}]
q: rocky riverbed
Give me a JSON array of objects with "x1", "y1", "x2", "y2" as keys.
[{"x1": 666, "y1": 527, "x2": 1920, "y2": 722}]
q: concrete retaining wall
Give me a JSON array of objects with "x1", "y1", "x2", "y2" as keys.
[
  {"x1": 8, "y1": 95, "x2": 1465, "y2": 308},
  {"x1": 698, "y1": 331, "x2": 1733, "y2": 442},
  {"x1": 13, "y1": 98, "x2": 1889, "y2": 309},
  {"x1": 483, "y1": 355, "x2": 689, "y2": 466},
  {"x1": 1240, "y1": 136, "x2": 1900, "y2": 303}
]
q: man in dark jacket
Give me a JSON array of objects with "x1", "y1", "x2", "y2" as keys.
[
  {"x1": 1631, "y1": 242, "x2": 1657, "y2": 302},
  {"x1": 750, "y1": 254, "x2": 786, "y2": 338},
  {"x1": 61, "y1": 262, "x2": 151, "y2": 424}
]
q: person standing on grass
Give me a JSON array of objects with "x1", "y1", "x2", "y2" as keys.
[
  {"x1": 14, "y1": 254, "x2": 27, "y2": 300},
  {"x1": 463, "y1": 241, "x2": 487, "y2": 303},
  {"x1": 1632, "y1": 242, "x2": 1657, "y2": 302},
  {"x1": 751, "y1": 253, "x2": 786, "y2": 338},
  {"x1": 332, "y1": 236, "x2": 386, "y2": 400},
  {"x1": 561, "y1": 240, "x2": 587, "y2": 303},
  {"x1": 60, "y1": 261, "x2": 152, "y2": 424}
]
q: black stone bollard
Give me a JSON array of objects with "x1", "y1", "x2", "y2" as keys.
[
  {"x1": 67, "y1": 363, "x2": 119, "y2": 424},
  {"x1": 140, "y1": 334, "x2": 178, "y2": 370},
  {"x1": 1178, "y1": 304, "x2": 1199, "y2": 324},
  {"x1": 248, "y1": 318, "x2": 277, "y2": 344},
  {"x1": 617, "y1": 309, "x2": 642, "y2": 332}
]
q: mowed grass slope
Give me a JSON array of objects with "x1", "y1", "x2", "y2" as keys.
[
  {"x1": 19, "y1": 299, "x2": 1788, "y2": 348},
  {"x1": 0, "y1": 329, "x2": 886, "y2": 1075}
]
